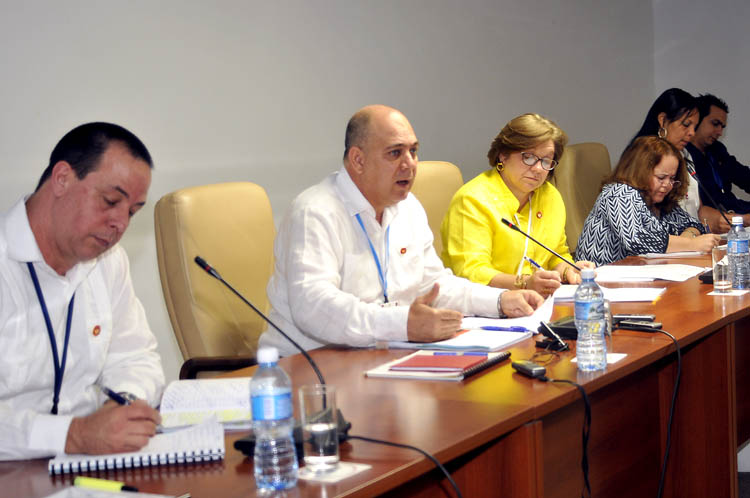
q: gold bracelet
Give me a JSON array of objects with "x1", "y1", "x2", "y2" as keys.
[
  {"x1": 514, "y1": 274, "x2": 528, "y2": 289},
  {"x1": 562, "y1": 267, "x2": 570, "y2": 284}
]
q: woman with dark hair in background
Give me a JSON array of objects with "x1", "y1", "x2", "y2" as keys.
[
  {"x1": 576, "y1": 136, "x2": 719, "y2": 266},
  {"x1": 626, "y1": 88, "x2": 702, "y2": 220}
]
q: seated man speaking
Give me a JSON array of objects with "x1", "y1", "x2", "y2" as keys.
[
  {"x1": 0, "y1": 123, "x2": 165, "y2": 460},
  {"x1": 259, "y1": 105, "x2": 543, "y2": 356}
]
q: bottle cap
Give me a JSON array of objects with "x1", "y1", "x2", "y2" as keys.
[
  {"x1": 733, "y1": 215, "x2": 743, "y2": 225},
  {"x1": 257, "y1": 347, "x2": 279, "y2": 364},
  {"x1": 580, "y1": 268, "x2": 595, "y2": 279}
]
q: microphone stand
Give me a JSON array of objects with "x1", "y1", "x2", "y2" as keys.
[
  {"x1": 500, "y1": 218, "x2": 582, "y2": 271},
  {"x1": 193, "y1": 256, "x2": 350, "y2": 445}
]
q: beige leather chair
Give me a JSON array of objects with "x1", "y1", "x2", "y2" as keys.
[
  {"x1": 154, "y1": 182, "x2": 275, "y2": 378},
  {"x1": 411, "y1": 160, "x2": 464, "y2": 256},
  {"x1": 551, "y1": 142, "x2": 612, "y2": 253}
]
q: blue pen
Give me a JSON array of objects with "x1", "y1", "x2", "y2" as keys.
[
  {"x1": 481, "y1": 326, "x2": 530, "y2": 332},
  {"x1": 433, "y1": 351, "x2": 488, "y2": 356},
  {"x1": 524, "y1": 256, "x2": 543, "y2": 270},
  {"x1": 99, "y1": 385, "x2": 132, "y2": 405}
]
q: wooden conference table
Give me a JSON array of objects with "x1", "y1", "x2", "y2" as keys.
[{"x1": 3, "y1": 254, "x2": 749, "y2": 498}]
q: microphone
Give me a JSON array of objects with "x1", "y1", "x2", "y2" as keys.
[
  {"x1": 193, "y1": 256, "x2": 351, "y2": 449},
  {"x1": 500, "y1": 218, "x2": 582, "y2": 271},
  {"x1": 684, "y1": 160, "x2": 732, "y2": 228},
  {"x1": 194, "y1": 256, "x2": 325, "y2": 383}
]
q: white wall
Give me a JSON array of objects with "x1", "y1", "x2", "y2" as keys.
[
  {"x1": 0, "y1": 0, "x2": 654, "y2": 382},
  {"x1": 654, "y1": 0, "x2": 750, "y2": 471},
  {"x1": 654, "y1": 0, "x2": 750, "y2": 160}
]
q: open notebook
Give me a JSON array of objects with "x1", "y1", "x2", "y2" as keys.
[
  {"x1": 159, "y1": 377, "x2": 251, "y2": 430},
  {"x1": 48, "y1": 417, "x2": 225, "y2": 475}
]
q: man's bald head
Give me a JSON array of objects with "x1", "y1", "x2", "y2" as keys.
[{"x1": 343, "y1": 105, "x2": 406, "y2": 162}]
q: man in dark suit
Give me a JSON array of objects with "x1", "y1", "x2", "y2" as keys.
[{"x1": 687, "y1": 94, "x2": 750, "y2": 233}]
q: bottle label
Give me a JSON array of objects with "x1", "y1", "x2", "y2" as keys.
[
  {"x1": 728, "y1": 239, "x2": 749, "y2": 254},
  {"x1": 575, "y1": 301, "x2": 593, "y2": 320},
  {"x1": 251, "y1": 390, "x2": 292, "y2": 421}
]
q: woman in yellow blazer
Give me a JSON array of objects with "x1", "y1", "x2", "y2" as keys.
[{"x1": 441, "y1": 113, "x2": 593, "y2": 297}]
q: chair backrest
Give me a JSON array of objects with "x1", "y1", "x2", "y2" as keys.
[
  {"x1": 551, "y1": 142, "x2": 612, "y2": 253},
  {"x1": 411, "y1": 160, "x2": 464, "y2": 255},
  {"x1": 154, "y1": 182, "x2": 275, "y2": 361}
]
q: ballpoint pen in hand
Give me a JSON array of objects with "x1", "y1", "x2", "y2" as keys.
[
  {"x1": 99, "y1": 385, "x2": 132, "y2": 405},
  {"x1": 480, "y1": 326, "x2": 530, "y2": 332},
  {"x1": 524, "y1": 256, "x2": 542, "y2": 270}
]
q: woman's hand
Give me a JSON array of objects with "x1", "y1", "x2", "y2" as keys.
[
  {"x1": 526, "y1": 270, "x2": 562, "y2": 298},
  {"x1": 557, "y1": 261, "x2": 595, "y2": 285},
  {"x1": 690, "y1": 234, "x2": 721, "y2": 253}
]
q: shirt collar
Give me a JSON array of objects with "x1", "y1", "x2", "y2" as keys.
[
  {"x1": 335, "y1": 167, "x2": 401, "y2": 224},
  {"x1": 488, "y1": 170, "x2": 524, "y2": 213},
  {"x1": 4, "y1": 196, "x2": 96, "y2": 281}
]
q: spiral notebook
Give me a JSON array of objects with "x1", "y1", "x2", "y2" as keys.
[{"x1": 48, "y1": 417, "x2": 225, "y2": 475}]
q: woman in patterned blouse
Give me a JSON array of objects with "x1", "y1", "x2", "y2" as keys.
[{"x1": 576, "y1": 136, "x2": 720, "y2": 266}]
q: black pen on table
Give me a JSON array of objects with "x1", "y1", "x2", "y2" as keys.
[{"x1": 99, "y1": 385, "x2": 132, "y2": 405}]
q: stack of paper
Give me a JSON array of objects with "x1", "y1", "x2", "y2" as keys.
[
  {"x1": 553, "y1": 284, "x2": 666, "y2": 303},
  {"x1": 594, "y1": 264, "x2": 705, "y2": 282},
  {"x1": 387, "y1": 328, "x2": 532, "y2": 352}
]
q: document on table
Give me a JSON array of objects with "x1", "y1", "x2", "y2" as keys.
[
  {"x1": 553, "y1": 284, "x2": 666, "y2": 303},
  {"x1": 594, "y1": 264, "x2": 705, "y2": 282},
  {"x1": 639, "y1": 251, "x2": 704, "y2": 258},
  {"x1": 460, "y1": 292, "x2": 554, "y2": 330},
  {"x1": 386, "y1": 296, "x2": 554, "y2": 351}
]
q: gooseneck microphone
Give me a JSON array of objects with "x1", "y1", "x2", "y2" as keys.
[
  {"x1": 500, "y1": 218, "x2": 582, "y2": 271},
  {"x1": 194, "y1": 256, "x2": 351, "y2": 447},
  {"x1": 194, "y1": 256, "x2": 325, "y2": 384},
  {"x1": 684, "y1": 160, "x2": 732, "y2": 228}
]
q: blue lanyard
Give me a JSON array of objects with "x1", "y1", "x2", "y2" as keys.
[
  {"x1": 354, "y1": 213, "x2": 390, "y2": 303},
  {"x1": 27, "y1": 262, "x2": 75, "y2": 415}
]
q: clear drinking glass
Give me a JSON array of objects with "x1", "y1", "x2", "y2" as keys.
[
  {"x1": 298, "y1": 384, "x2": 339, "y2": 473},
  {"x1": 712, "y1": 245, "x2": 731, "y2": 293}
]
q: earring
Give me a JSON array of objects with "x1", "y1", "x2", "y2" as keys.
[
  {"x1": 658, "y1": 127, "x2": 667, "y2": 139},
  {"x1": 495, "y1": 161, "x2": 504, "y2": 173}
]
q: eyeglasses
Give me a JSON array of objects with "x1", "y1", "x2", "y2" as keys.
[
  {"x1": 520, "y1": 152, "x2": 557, "y2": 171},
  {"x1": 653, "y1": 174, "x2": 681, "y2": 188}
]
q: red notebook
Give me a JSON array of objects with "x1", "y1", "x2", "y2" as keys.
[{"x1": 390, "y1": 353, "x2": 488, "y2": 372}]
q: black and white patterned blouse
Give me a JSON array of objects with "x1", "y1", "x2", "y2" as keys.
[{"x1": 575, "y1": 183, "x2": 705, "y2": 265}]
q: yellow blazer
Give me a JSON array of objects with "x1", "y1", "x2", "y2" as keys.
[{"x1": 440, "y1": 169, "x2": 572, "y2": 285}]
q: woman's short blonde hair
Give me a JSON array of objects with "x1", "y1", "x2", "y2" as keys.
[
  {"x1": 604, "y1": 136, "x2": 687, "y2": 213},
  {"x1": 486, "y1": 113, "x2": 568, "y2": 178}
]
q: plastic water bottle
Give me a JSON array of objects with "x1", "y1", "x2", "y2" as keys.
[
  {"x1": 251, "y1": 347, "x2": 298, "y2": 490},
  {"x1": 574, "y1": 268, "x2": 607, "y2": 371},
  {"x1": 727, "y1": 215, "x2": 749, "y2": 290}
]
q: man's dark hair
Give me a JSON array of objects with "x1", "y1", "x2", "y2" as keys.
[
  {"x1": 343, "y1": 111, "x2": 371, "y2": 161},
  {"x1": 627, "y1": 88, "x2": 697, "y2": 149},
  {"x1": 696, "y1": 93, "x2": 729, "y2": 126},
  {"x1": 35, "y1": 122, "x2": 153, "y2": 191}
]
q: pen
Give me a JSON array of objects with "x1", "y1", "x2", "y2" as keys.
[
  {"x1": 99, "y1": 385, "x2": 132, "y2": 405},
  {"x1": 433, "y1": 351, "x2": 488, "y2": 356},
  {"x1": 480, "y1": 326, "x2": 530, "y2": 332},
  {"x1": 703, "y1": 218, "x2": 711, "y2": 233},
  {"x1": 74, "y1": 476, "x2": 138, "y2": 492},
  {"x1": 524, "y1": 256, "x2": 542, "y2": 270}
]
